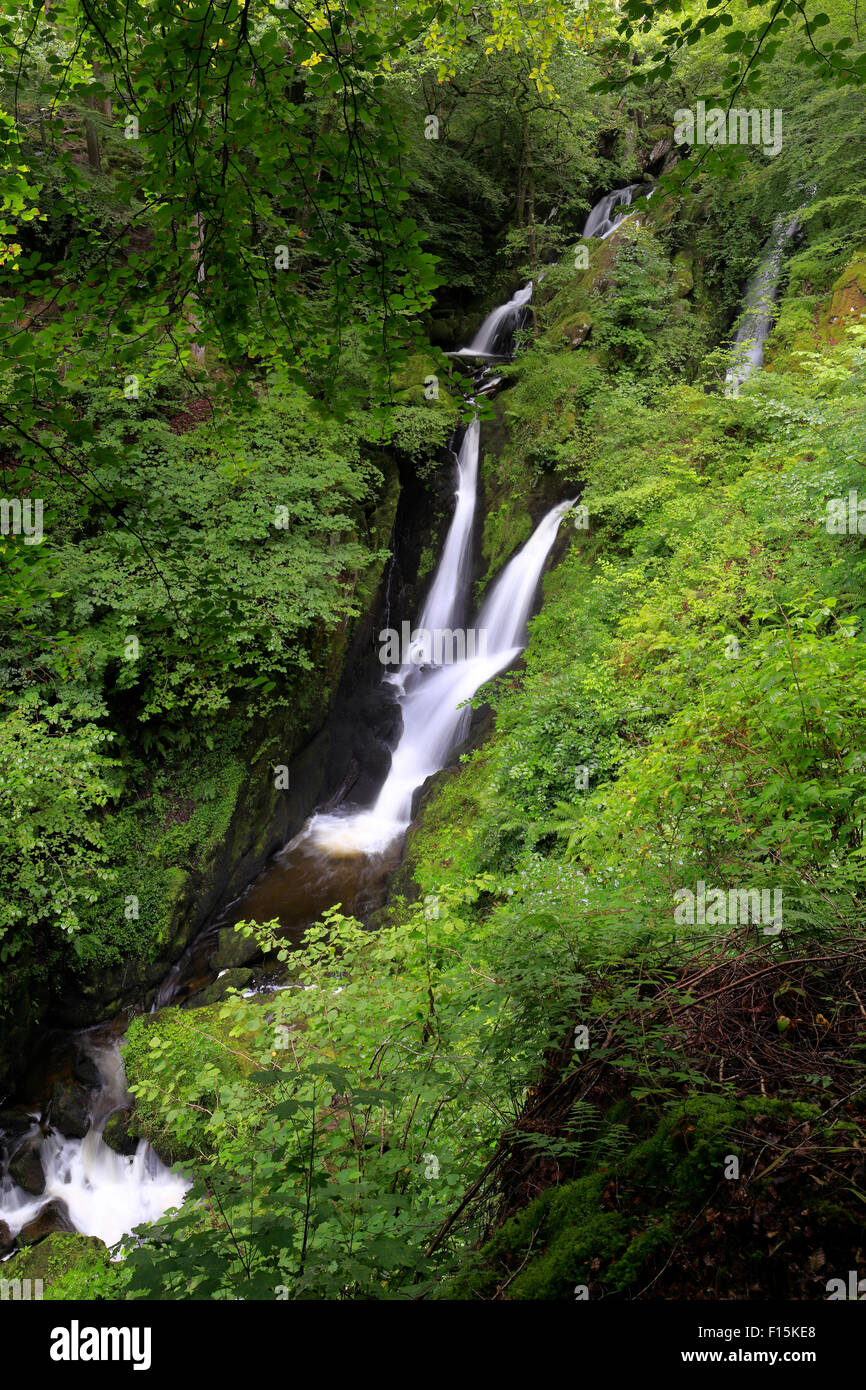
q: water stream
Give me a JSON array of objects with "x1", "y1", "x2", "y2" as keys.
[
  {"x1": 725, "y1": 204, "x2": 808, "y2": 395},
  {"x1": 0, "y1": 263, "x2": 575, "y2": 1256},
  {"x1": 2, "y1": 182, "x2": 790, "y2": 1257},
  {"x1": 582, "y1": 182, "x2": 651, "y2": 240}
]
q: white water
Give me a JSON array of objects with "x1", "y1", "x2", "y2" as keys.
[
  {"x1": 453, "y1": 281, "x2": 533, "y2": 356},
  {"x1": 307, "y1": 484, "x2": 573, "y2": 856},
  {"x1": 725, "y1": 209, "x2": 804, "y2": 395},
  {"x1": 405, "y1": 418, "x2": 480, "y2": 654},
  {"x1": 0, "y1": 281, "x2": 573, "y2": 1249},
  {"x1": 306, "y1": 288, "x2": 574, "y2": 858},
  {"x1": 583, "y1": 183, "x2": 647, "y2": 240},
  {"x1": 0, "y1": 1040, "x2": 188, "y2": 1252}
]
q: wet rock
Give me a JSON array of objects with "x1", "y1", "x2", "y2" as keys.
[
  {"x1": 0, "y1": 1220, "x2": 14, "y2": 1254},
  {"x1": 71, "y1": 1051, "x2": 102, "y2": 1088},
  {"x1": 0, "y1": 1109, "x2": 34, "y2": 1139},
  {"x1": 101, "y1": 1108, "x2": 138, "y2": 1157},
  {"x1": 647, "y1": 134, "x2": 674, "y2": 168},
  {"x1": 182, "y1": 968, "x2": 253, "y2": 1009},
  {"x1": 2, "y1": 1231, "x2": 110, "y2": 1286},
  {"x1": 46, "y1": 1079, "x2": 91, "y2": 1139},
  {"x1": 19, "y1": 1200, "x2": 74, "y2": 1246},
  {"x1": 207, "y1": 924, "x2": 261, "y2": 973},
  {"x1": 8, "y1": 1142, "x2": 45, "y2": 1196}
]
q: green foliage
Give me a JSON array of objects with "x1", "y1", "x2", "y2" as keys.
[
  {"x1": 445, "y1": 1094, "x2": 818, "y2": 1300},
  {"x1": 3, "y1": 0, "x2": 866, "y2": 1307},
  {"x1": 0, "y1": 693, "x2": 120, "y2": 967},
  {"x1": 0, "y1": 1233, "x2": 118, "y2": 1301},
  {"x1": 117, "y1": 879, "x2": 598, "y2": 1298}
]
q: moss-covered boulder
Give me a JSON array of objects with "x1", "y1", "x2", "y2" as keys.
[
  {"x1": 1, "y1": 1231, "x2": 115, "y2": 1300},
  {"x1": 102, "y1": 1108, "x2": 138, "y2": 1157},
  {"x1": 182, "y1": 967, "x2": 253, "y2": 1009},
  {"x1": 8, "y1": 1141, "x2": 45, "y2": 1195}
]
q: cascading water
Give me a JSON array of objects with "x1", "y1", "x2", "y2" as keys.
[
  {"x1": 310, "y1": 495, "x2": 573, "y2": 856},
  {"x1": 303, "y1": 295, "x2": 573, "y2": 856},
  {"x1": 0, "y1": 1036, "x2": 188, "y2": 1252},
  {"x1": 397, "y1": 418, "x2": 480, "y2": 664},
  {"x1": 725, "y1": 205, "x2": 807, "y2": 395},
  {"x1": 583, "y1": 183, "x2": 649, "y2": 240},
  {"x1": 453, "y1": 281, "x2": 534, "y2": 356},
  {"x1": 0, "y1": 276, "x2": 574, "y2": 1255}
]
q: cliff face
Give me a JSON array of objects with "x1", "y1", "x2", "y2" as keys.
[{"x1": 2, "y1": 430, "x2": 468, "y2": 1093}]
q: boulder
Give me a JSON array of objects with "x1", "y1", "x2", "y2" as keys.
[
  {"x1": 46, "y1": 1079, "x2": 91, "y2": 1139},
  {"x1": 0, "y1": 1109, "x2": 35, "y2": 1139},
  {"x1": 71, "y1": 1051, "x2": 102, "y2": 1088},
  {"x1": 0, "y1": 1220, "x2": 14, "y2": 1254},
  {"x1": 19, "y1": 1200, "x2": 74, "y2": 1246},
  {"x1": 207, "y1": 924, "x2": 261, "y2": 973},
  {"x1": 101, "y1": 1108, "x2": 138, "y2": 1157},
  {"x1": 8, "y1": 1142, "x2": 45, "y2": 1196},
  {"x1": 183, "y1": 968, "x2": 253, "y2": 1009},
  {"x1": 2, "y1": 1231, "x2": 110, "y2": 1286}
]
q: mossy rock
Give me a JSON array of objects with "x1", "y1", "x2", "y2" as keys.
[
  {"x1": 8, "y1": 1141, "x2": 45, "y2": 1195},
  {"x1": 208, "y1": 923, "x2": 261, "y2": 972},
  {"x1": 1, "y1": 1232, "x2": 115, "y2": 1300},
  {"x1": 122, "y1": 999, "x2": 262, "y2": 1162},
  {"x1": 443, "y1": 1095, "x2": 814, "y2": 1300},
  {"x1": 768, "y1": 246, "x2": 866, "y2": 373},
  {"x1": 672, "y1": 251, "x2": 694, "y2": 298},
  {"x1": 182, "y1": 967, "x2": 253, "y2": 1009},
  {"x1": 102, "y1": 1108, "x2": 138, "y2": 1157}
]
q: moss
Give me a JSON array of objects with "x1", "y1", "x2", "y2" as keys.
[
  {"x1": 768, "y1": 246, "x2": 866, "y2": 374},
  {"x1": 1, "y1": 1233, "x2": 117, "y2": 1300},
  {"x1": 672, "y1": 251, "x2": 694, "y2": 298},
  {"x1": 444, "y1": 1095, "x2": 814, "y2": 1300}
]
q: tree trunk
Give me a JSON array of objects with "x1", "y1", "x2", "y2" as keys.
[
  {"x1": 84, "y1": 96, "x2": 102, "y2": 173},
  {"x1": 186, "y1": 213, "x2": 207, "y2": 368}
]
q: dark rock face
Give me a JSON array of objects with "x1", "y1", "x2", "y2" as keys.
[
  {"x1": 19, "y1": 1200, "x2": 74, "y2": 1246},
  {"x1": 182, "y1": 968, "x2": 253, "y2": 1009},
  {"x1": 0, "y1": 1220, "x2": 14, "y2": 1254},
  {"x1": 8, "y1": 1142, "x2": 45, "y2": 1196},
  {"x1": 207, "y1": 925, "x2": 262, "y2": 973},
  {"x1": 0, "y1": 1110, "x2": 33, "y2": 1139},
  {"x1": 101, "y1": 1108, "x2": 138, "y2": 1157},
  {"x1": 45, "y1": 1079, "x2": 91, "y2": 1140},
  {"x1": 71, "y1": 1051, "x2": 101, "y2": 1089}
]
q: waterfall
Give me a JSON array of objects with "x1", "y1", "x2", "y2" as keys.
[
  {"x1": 476, "y1": 501, "x2": 575, "y2": 649},
  {"x1": 404, "y1": 419, "x2": 480, "y2": 656},
  {"x1": 453, "y1": 281, "x2": 534, "y2": 357},
  {"x1": 725, "y1": 208, "x2": 805, "y2": 395},
  {"x1": 306, "y1": 290, "x2": 573, "y2": 857},
  {"x1": 0, "y1": 279, "x2": 573, "y2": 1249},
  {"x1": 0, "y1": 1039, "x2": 189, "y2": 1251},
  {"x1": 309, "y1": 499, "x2": 572, "y2": 855},
  {"x1": 583, "y1": 183, "x2": 647, "y2": 240}
]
